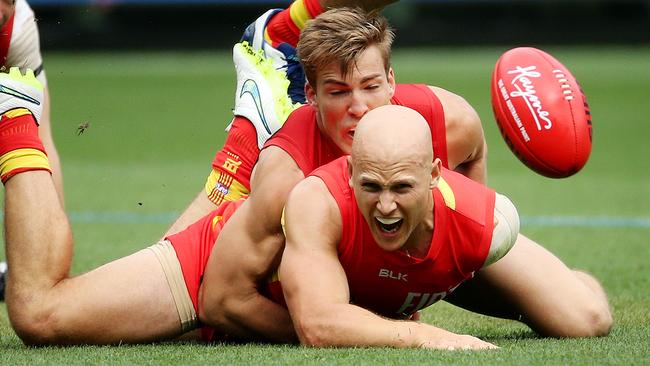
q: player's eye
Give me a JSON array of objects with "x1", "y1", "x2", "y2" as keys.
[
  {"x1": 393, "y1": 183, "x2": 412, "y2": 192},
  {"x1": 361, "y1": 182, "x2": 381, "y2": 192},
  {"x1": 329, "y1": 90, "x2": 347, "y2": 96}
]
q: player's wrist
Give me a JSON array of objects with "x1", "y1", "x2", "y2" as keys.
[{"x1": 399, "y1": 321, "x2": 428, "y2": 348}]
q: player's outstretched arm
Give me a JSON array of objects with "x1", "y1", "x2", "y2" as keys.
[
  {"x1": 280, "y1": 177, "x2": 497, "y2": 350},
  {"x1": 429, "y1": 86, "x2": 488, "y2": 184},
  {"x1": 199, "y1": 147, "x2": 305, "y2": 342}
]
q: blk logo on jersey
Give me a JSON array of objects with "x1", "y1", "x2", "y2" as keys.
[{"x1": 378, "y1": 268, "x2": 408, "y2": 282}]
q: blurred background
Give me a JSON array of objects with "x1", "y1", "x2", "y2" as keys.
[{"x1": 32, "y1": 0, "x2": 650, "y2": 50}]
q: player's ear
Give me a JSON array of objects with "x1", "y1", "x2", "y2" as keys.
[
  {"x1": 305, "y1": 82, "x2": 317, "y2": 107},
  {"x1": 387, "y1": 67, "x2": 396, "y2": 96},
  {"x1": 430, "y1": 158, "x2": 441, "y2": 188},
  {"x1": 347, "y1": 156, "x2": 354, "y2": 188}
]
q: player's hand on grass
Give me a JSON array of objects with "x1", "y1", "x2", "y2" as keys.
[{"x1": 415, "y1": 324, "x2": 498, "y2": 350}]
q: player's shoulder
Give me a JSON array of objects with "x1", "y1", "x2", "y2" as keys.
[
  {"x1": 427, "y1": 86, "x2": 479, "y2": 124},
  {"x1": 438, "y1": 168, "x2": 494, "y2": 222},
  {"x1": 286, "y1": 174, "x2": 337, "y2": 218},
  {"x1": 430, "y1": 85, "x2": 483, "y2": 153},
  {"x1": 256, "y1": 145, "x2": 303, "y2": 177}
]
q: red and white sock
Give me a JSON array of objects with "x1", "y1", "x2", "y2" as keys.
[
  {"x1": 265, "y1": 0, "x2": 324, "y2": 48},
  {"x1": 0, "y1": 108, "x2": 50, "y2": 183}
]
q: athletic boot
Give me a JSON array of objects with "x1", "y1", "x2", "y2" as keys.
[
  {"x1": 0, "y1": 67, "x2": 43, "y2": 123},
  {"x1": 232, "y1": 41, "x2": 300, "y2": 149},
  {"x1": 240, "y1": 9, "x2": 306, "y2": 105}
]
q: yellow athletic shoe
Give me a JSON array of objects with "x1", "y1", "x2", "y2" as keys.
[
  {"x1": 240, "y1": 9, "x2": 306, "y2": 104},
  {"x1": 0, "y1": 67, "x2": 43, "y2": 124},
  {"x1": 232, "y1": 41, "x2": 300, "y2": 149}
]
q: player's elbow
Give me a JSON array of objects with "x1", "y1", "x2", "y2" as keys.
[
  {"x1": 544, "y1": 304, "x2": 613, "y2": 338},
  {"x1": 293, "y1": 313, "x2": 336, "y2": 348},
  {"x1": 198, "y1": 288, "x2": 231, "y2": 329},
  {"x1": 9, "y1": 300, "x2": 68, "y2": 346},
  {"x1": 568, "y1": 300, "x2": 613, "y2": 338},
  {"x1": 584, "y1": 304, "x2": 613, "y2": 337},
  {"x1": 562, "y1": 272, "x2": 613, "y2": 338}
]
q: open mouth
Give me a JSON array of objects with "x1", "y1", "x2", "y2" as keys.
[
  {"x1": 347, "y1": 129, "x2": 355, "y2": 139},
  {"x1": 375, "y1": 217, "x2": 403, "y2": 234}
]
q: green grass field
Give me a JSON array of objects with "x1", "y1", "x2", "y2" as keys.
[{"x1": 1, "y1": 46, "x2": 649, "y2": 365}]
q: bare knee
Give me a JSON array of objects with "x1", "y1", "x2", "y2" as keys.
[
  {"x1": 571, "y1": 270, "x2": 613, "y2": 337},
  {"x1": 8, "y1": 296, "x2": 69, "y2": 346},
  {"x1": 533, "y1": 270, "x2": 613, "y2": 338}
]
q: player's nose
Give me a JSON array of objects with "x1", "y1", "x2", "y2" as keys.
[
  {"x1": 347, "y1": 92, "x2": 369, "y2": 118},
  {"x1": 376, "y1": 191, "x2": 397, "y2": 215}
]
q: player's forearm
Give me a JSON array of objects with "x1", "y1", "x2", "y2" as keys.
[
  {"x1": 293, "y1": 303, "x2": 497, "y2": 349},
  {"x1": 204, "y1": 286, "x2": 297, "y2": 343},
  {"x1": 225, "y1": 292, "x2": 297, "y2": 343},
  {"x1": 293, "y1": 303, "x2": 422, "y2": 348}
]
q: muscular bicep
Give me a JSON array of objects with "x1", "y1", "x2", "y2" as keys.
[
  {"x1": 483, "y1": 193, "x2": 520, "y2": 268},
  {"x1": 198, "y1": 148, "x2": 305, "y2": 340},
  {"x1": 205, "y1": 146, "x2": 305, "y2": 286},
  {"x1": 280, "y1": 178, "x2": 350, "y2": 319}
]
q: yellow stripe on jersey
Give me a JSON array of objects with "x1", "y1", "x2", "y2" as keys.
[
  {"x1": 437, "y1": 177, "x2": 456, "y2": 210},
  {"x1": 204, "y1": 168, "x2": 250, "y2": 206},
  {"x1": 211, "y1": 215, "x2": 223, "y2": 229},
  {"x1": 289, "y1": 0, "x2": 312, "y2": 30},
  {"x1": 0, "y1": 148, "x2": 50, "y2": 179},
  {"x1": 3, "y1": 108, "x2": 32, "y2": 119}
]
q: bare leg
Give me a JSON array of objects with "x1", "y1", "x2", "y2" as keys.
[
  {"x1": 5, "y1": 171, "x2": 183, "y2": 345},
  {"x1": 445, "y1": 233, "x2": 613, "y2": 337}
]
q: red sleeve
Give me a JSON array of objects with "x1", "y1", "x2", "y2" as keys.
[{"x1": 440, "y1": 169, "x2": 496, "y2": 273}]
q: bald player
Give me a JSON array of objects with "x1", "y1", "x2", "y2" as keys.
[
  {"x1": 277, "y1": 105, "x2": 519, "y2": 349},
  {"x1": 199, "y1": 7, "x2": 612, "y2": 342}
]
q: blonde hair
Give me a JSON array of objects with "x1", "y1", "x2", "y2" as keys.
[{"x1": 297, "y1": 7, "x2": 395, "y2": 86}]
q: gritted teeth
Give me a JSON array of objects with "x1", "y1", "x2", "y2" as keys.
[
  {"x1": 375, "y1": 217, "x2": 403, "y2": 233},
  {"x1": 376, "y1": 217, "x2": 401, "y2": 225}
]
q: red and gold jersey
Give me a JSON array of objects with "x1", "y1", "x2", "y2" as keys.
[
  {"x1": 265, "y1": 84, "x2": 449, "y2": 175},
  {"x1": 267, "y1": 157, "x2": 495, "y2": 318}
]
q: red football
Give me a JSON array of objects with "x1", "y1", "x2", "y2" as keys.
[{"x1": 491, "y1": 47, "x2": 592, "y2": 178}]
